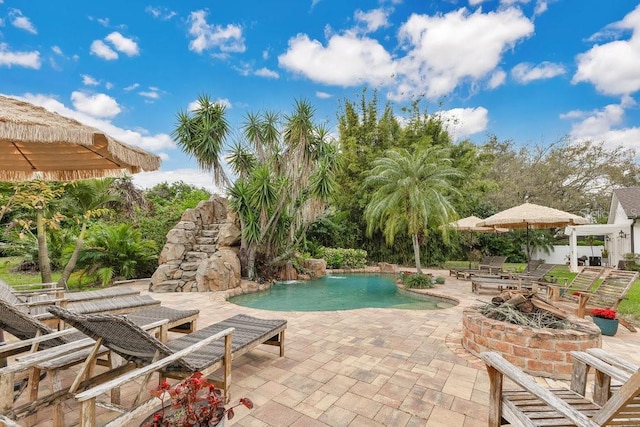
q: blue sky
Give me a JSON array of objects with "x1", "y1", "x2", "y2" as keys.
[{"x1": 2, "y1": 0, "x2": 640, "y2": 192}]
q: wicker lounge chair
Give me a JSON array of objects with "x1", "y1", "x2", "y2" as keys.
[
  {"x1": 449, "y1": 255, "x2": 493, "y2": 277},
  {"x1": 482, "y1": 350, "x2": 640, "y2": 426},
  {"x1": 0, "y1": 279, "x2": 161, "y2": 324},
  {"x1": 0, "y1": 298, "x2": 199, "y2": 425},
  {"x1": 47, "y1": 307, "x2": 287, "y2": 427}
]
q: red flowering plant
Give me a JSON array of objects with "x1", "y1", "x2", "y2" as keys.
[
  {"x1": 590, "y1": 307, "x2": 617, "y2": 320},
  {"x1": 144, "y1": 372, "x2": 253, "y2": 427}
]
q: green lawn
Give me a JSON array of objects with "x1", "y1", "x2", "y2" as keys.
[{"x1": 0, "y1": 256, "x2": 91, "y2": 289}]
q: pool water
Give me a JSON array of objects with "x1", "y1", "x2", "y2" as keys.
[{"x1": 229, "y1": 274, "x2": 457, "y2": 311}]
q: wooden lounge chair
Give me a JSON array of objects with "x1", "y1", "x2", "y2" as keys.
[
  {"x1": 481, "y1": 350, "x2": 640, "y2": 426},
  {"x1": 575, "y1": 269, "x2": 639, "y2": 316},
  {"x1": 0, "y1": 299, "x2": 199, "y2": 425},
  {"x1": 47, "y1": 307, "x2": 287, "y2": 427},
  {"x1": 449, "y1": 255, "x2": 493, "y2": 277},
  {"x1": 547, "y1": 266, "x2": 604, "y2": 303},
  {"x1": 471, "y1": 263, "x2": 558, "y2": 294}
]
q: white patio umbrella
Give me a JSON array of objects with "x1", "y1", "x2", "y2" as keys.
[
  {"x1": 0, "y1": 95, "x2": 160, "y2": 181},
  {"x1": 478, "y1": 202, "x2": 589, "y2": 260}
]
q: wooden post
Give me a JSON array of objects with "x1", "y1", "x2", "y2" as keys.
[
  {"x1": 486, "y1": 364, "x2": 503, "y2": 427},
  {"x1": 79, "y1": 399, "x2": 96, "y2": 427}
]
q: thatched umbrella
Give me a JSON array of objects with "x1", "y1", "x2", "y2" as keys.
[
  {"x1": 0, "y1": 95, "x2": 160, "y2": 365},
  {"x1": 448, "y1": 216, "x2": 508, "y2": 267},
  {"x1": 478, "y1": 203, "x2": 589, "y2": 260},
  {"x1": 0, "y1": 95, "x2": 160, "y2": 181}
]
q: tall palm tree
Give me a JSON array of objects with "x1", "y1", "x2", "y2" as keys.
[
  {"x1": 225, "y1": 100, "x2": 339, "y2": 279},
  {"x1": 364, "y1": 147, "x2": 462, "y2": 274},
  {"x1": 172, "y1": 94, "x2": 231, "y2": 188}
]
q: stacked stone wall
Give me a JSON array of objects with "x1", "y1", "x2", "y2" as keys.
[{"x1": 149, "y1": 196, "x2": 242, "y2": 292}]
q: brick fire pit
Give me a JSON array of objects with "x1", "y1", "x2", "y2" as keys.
[{"x1": 462, "y1": 307, "x2": 601, "y2": 379}]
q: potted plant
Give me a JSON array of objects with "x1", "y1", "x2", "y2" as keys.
[
  {"x1": 590, "y1": 307, "x2": 619, "y2": 336},
  {"x1": 142, "y1": 372, "x2": 254, "y2": 426},
  {"x1": 601, "y1": 249, "x2": 609, "y2": 267}
]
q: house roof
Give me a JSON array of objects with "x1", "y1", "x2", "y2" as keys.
[{"x1": 613, "y1": 187, "x2": 640, "y2": 219}]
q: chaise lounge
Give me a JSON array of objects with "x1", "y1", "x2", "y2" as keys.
[{"x1": 48, "y1": 306, "x2": 287, "y2": 427}]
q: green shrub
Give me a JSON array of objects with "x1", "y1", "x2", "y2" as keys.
[
  {"x1": 435, "y1": 276, "x2": 445, "y2": 284},
  {"x1": 317, "y1": 247, "x2": 367, "y2": 269},
  {"x1": 400, "y1": 272, "x2": 435, "y2": 289}
]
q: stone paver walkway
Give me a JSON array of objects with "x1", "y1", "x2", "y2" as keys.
[{"x1": 17, "y1": 268, "x2": 640, "y2": 426}]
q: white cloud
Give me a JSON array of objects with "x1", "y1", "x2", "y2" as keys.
[
  {"x1": 105, "y1": 82, "x2": 113, "y2": 90},
  {"x1": 562, "y1": 98, "x2": 640, "y2": 152},
  {"x1": 436, "y1": 107, "x2": 489, "y2": 140},
  {"x1": 51, "y1": 46, "x2": 63, "y2": 55},
  {"x1": 0, "y1": 43, "x2": 40, "y2": 68},
  {"x1": 262, "y1": 49, "x2": 270, "y2": 60},
  {"x1": 279, "y1": 32, "x2": 396, "y2": 87},
  {"x1": 316, "y1": 91, "x2": 332, "y2": 99},
  {"x1": 132, "y1": 169, "x2": 222, "y2": 193},
  {"x1": 392, "y1": 7, "x2": 534, "y2": 99},
  {"x1": 145, "y1": 6, "x2": 177, "y2": 21},
  {"x1": 97, "y1": 17, "x2": 109, "y2": 27},
  {"x1": 17, "y1": 93, "x2": 176, "y2": 156},
  {"x1": 187, "y1": 10, "x2": 245, "y2": 54},
  {"x1": 254, "y1": 67, "x2": 279, "y2": 78},
  {"x1": 9, "y1": 9, "x2": 37, "y2": 34},
  {"x1": 90, "y1": 40, "x2": 118, "y2": 60},
  {"x1": 105, "y1": 32, "x2": 140, "y2": 56},
  {"x1": 488, "y1": 69, "x2": 506, "y2": 89},
  {"x1": 124, "y1": 83, "x2": 140, "y2": 91},
  {"x1": 82, "y1": 74, "x2": 99, "y2": 86},
  {"x1": 573, "y1": 5, "x2": 640, "y2": 95},
  {"x1": 511, "y1": 61, "x2": 566, "y2": 83},
  {"x1": 354, "y1": 8, "x2": 389, "y2": 33},
  {"x1": 139, "y1": 89, "x2": 160, "y2": 99},
  {"x1": 71, "y1": 91, "x2": 121, "y2": 118}
]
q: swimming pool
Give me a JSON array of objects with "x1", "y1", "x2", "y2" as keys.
[{"x1": 229, "y1": 274, "x2": 457, "y2": 311}]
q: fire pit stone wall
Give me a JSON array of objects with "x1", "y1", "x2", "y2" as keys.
[{"x1": 462, "y1": 307, "x2": 601, "y2": 379}]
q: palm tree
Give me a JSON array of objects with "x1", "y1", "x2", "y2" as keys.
[
  {"x1": 172, "y1": 94, "x2": 231, "y2": 188},
  {"x1": 364, "y1": 147, "x2": 462, "y2": 274},
  {"x1": 58, "y1": 179, "x2": 117, "y2": 288},
  {"x1": 225, "y1": 100, "x2": 339, "y2": 279}
]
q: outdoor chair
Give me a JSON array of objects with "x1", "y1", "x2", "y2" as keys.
[
  {"x1": 470, "y1": 263, "x2": 558, "y2": 294},
  {"x1": 547, "y1": 266, "x2": 604, "y2": 303},
  {"x1": 0, "y1": 298, "x2": 199, "y2": 425},
  {"x1": 481, "y1": 350, "x2": 640, "y2": 426},
  {"x1": 449, "y1": 255, "x2": 493, "y2": 277},
  {"x1": 574, "y1": 269, "x2": 639, "y2": 331},
  {"x1": 47, "y1": 306, "x2": 287, "y2": 427},
  {"x1": 0, "y1": 279, "x2": 161, "y2": 327}
]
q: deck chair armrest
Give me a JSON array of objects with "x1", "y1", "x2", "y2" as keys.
[
  {"x1": 75, "y1": 326, "x2": 235, "y2": 402},
  {"x1": 0, "y1": 328, "x2": 79, "y2": 358},
  {"x1": 481, "y1": 352, "x2": 599, "y2": 427},
  {"x1": 571, "y1": 351, "x2": 632, "y2": 383},
  {"x1": 547, "y1": 283, "x2": 561, "y2": 301},
  {"x1": 586, "y1": 348, "x2": 639, "y2": 374},
  {"x1": 16, "y1": 297, "x2": 68, "y2": 308},
  {"x1": 4, "y1": 339, "x2": 97, "y2": 374}
]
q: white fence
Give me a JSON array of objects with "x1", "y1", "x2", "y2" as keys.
[{"x1": 530, "y1": 245, "x2": 606, "y2": 266}]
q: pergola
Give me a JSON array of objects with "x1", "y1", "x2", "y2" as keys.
[{"x1": 564, "y1": 223, "x2": 632, "y2": 272}]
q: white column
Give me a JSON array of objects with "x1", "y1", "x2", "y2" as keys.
[{"x1": 569, "y1": 228, "x2": 578, "y2": 272}]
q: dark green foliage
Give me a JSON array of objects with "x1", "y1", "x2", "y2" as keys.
[
  {"x1": 135, "y1": 182, "x2": 211, "y2": 251},
  {"x1": 74, "y1": 222, "x2": 158, "y2": 286},
  {"x1": 317, "y1": 247, "x2": 367, "y2": 269},
  {"x1": 435, "y1": 276, "x2": 445, "y2": 284},
  {"x1": 400, "y1": 272, "x2": 434, "y2": 289}
]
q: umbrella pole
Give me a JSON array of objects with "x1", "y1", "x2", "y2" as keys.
[{"x1": 526, "y1": 225, "x2": 530, "y2": 262}]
